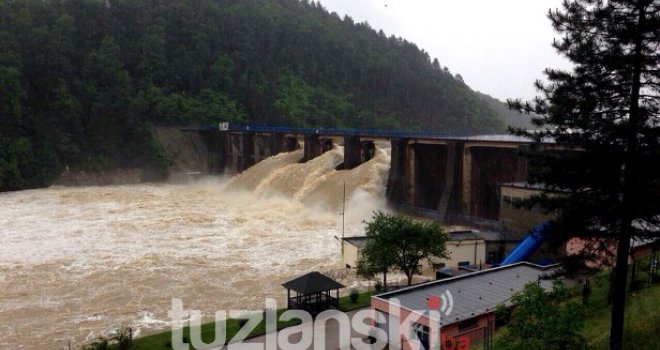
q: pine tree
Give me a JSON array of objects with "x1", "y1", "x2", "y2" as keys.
[{"x1": 509, "y1": 1, "x2": 660, "y2": 349}]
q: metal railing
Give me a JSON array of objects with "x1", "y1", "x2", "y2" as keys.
[
  {"x1": 226, "y1": 124, "x2": 471, "y2": 139},
  {"x1": 173, "y1": 123, "x2": 545, "y2": 143},
  {"x1": 391, "y1": 203, "x2": 505, "y2": 232}
]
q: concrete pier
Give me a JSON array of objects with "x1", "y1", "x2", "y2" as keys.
[
  {"x1": 169, "y1": 126, "x2": 544, "y2": 223},
  {"x1": 386, "y1": 138, "x2": 409, "y2": 205},
  {"x1": 303, "y1": 134, "x2": 333, "y2": 163},
  {"x1": 342, "y1": 136, "x2": 376, "y2": 169}
]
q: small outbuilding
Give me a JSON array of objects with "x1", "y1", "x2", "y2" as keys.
[
  {"x1": 282, "y1": 271, "x2": 345, "y2": 315},
  {"x1": 342, "y1": 236, "x2": 368, "y2": 268}
]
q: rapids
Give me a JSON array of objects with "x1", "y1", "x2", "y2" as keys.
[{"x1": 0, "y1": 146, "x2": 390, "y2": 349}]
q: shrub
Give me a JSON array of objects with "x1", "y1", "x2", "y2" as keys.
[
  {"x1": 81, "y1": 338, "x2": 108, "y2": 350},
  {"x1": 349, "y1": 289, "x2": 360, "y2": 303},
  {"x1": 494, "y1": 281, "x2": 585, "y2": 350}
]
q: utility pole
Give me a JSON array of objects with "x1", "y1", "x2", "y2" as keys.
[{"x1": 340, "y1": 182, "x2": 346, "y2": 263}]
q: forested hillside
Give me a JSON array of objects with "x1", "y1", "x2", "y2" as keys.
[
  {"x1": 0, "y1": 0, "x2": 508, "y2": 191},
  {"x1": 477, "y1": 92, "x2": 533, "y2": 130}
]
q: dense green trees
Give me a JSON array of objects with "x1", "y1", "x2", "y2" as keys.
[
  {"x1": 356, "y1": 211, "x2": 449, "y2": 286},
  {"x1": 0, "y1": 0, "x2": 507, "y2": 191},
  {"x1": 495, "y1": 281, "x2": 586, "y2": 350}
]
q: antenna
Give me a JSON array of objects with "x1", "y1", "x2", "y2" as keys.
[{"x1": 342, "y1": 181, "x2": 346, "y2": 238}]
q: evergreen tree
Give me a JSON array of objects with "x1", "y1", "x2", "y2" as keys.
[{"x1": 509, "y1": 1, "x2": 660, "y2": 348}]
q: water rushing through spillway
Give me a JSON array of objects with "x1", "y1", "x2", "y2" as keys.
[{"x1": 0, "y1": 146, "x2": 390, "y2": 349}]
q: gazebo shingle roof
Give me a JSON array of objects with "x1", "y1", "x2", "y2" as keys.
[{"x1": 282, "y1": 271, "x2": 345, "y2": 295}]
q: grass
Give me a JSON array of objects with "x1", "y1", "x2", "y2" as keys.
[
  {"x1": 582, "y1": 282, "x2": 660, "y2": 349},
  {"x1": 110, "y1": 290, "x2": 375, "y2": 350},
  {"x1": 111, "y1": 309, "x2": 301, "y2": 350},
  {"x1": 338, "y1": 290, "x2": 374, "y2": 311},
  {"x1": 576, "y1": 257, "x2": 660, "y2": 349},
  {"x1": 493, "y1": 257, "x2": 660, "y2": 350}
]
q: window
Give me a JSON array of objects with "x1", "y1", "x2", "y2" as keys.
[
  {"x1": 502, "y1": 195, "x2": 524, "y2": 210},
  {"x1": 458, "y1": 261, "x2": 470, "y2": 267},
  {"x1": 411, "y1": 323, "x2": 430, "y2": 349},
  {"x1": 487, "y1": 251, "x2": 499, "y2": 264}
]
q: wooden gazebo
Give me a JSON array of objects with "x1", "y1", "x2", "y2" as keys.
[{"x1": 282, "y1": 271, "x2": 345, "y2": 315}]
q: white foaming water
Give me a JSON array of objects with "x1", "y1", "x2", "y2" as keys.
[{"x1": 0, "y1": 146, "x2": 390, "y2": 349}]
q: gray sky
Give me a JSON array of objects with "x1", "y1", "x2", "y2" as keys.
[{"x1": 316, "y1": 0, "x2": 572, "y2": 101}]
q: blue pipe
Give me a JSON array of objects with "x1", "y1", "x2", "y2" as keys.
[{"x1": 500, "y1": 222, "x2": 552, "y2": 266}]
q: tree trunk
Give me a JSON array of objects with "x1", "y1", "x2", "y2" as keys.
[
  {"x1": 406, "y1": 272, "x2": 413, "y2": 286},
  {"x1": 609, "y1": 230, "x2": 631, "y2": 350},
  {"x1": 383, "y1": 269, "x2": 388, "y2": 291},
  {"x1": 610, "y1": 3, "x2": 645, "y2": 349}
]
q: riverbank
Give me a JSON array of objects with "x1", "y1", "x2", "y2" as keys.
[
  {"x1": 52, "y1": 168, "x2": 159, "y2": 187},
  {"x1": 106, "y1": 291, "x2": 374, "y2": 350}
]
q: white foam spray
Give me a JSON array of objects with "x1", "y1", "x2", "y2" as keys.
[{"x1": 0, "y1": 145, "x2": 391, "y2": 349}]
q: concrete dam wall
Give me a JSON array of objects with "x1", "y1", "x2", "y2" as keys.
[
  {"x1": 387, "y1": 139, "x2": 530, "y2": 222},
  {"x1": 156, "y1": 127, "x2": 534, "y2": 222},
  {"x1": 155, "y1": 127, "x2": 301, "y2": 175},
  {"x1": 468, "y1": 146, "x2": 527, "y2": 220}
]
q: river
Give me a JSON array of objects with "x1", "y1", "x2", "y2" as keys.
[{"x1": 0, "y1": 146, "x2": 390, "y2": 349}]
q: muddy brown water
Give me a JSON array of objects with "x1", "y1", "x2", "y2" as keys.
[{"x1": 0, "y1": 148, "x2": 390, "y2": 349}]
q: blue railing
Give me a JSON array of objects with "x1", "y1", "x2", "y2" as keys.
[
  {"x1": 226, "y1": 124, "x2": 465, "y2": 139},
  {"x1": 182, "y1": 123, "x2": 535, "y2": 142}
]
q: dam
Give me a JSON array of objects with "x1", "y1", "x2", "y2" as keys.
[
  {"x1": 158, "y1": 124, "x2": 555, "y2": 225},
  {"x1": 0, "y1": 125, "x2": 554, "y2": 349}
]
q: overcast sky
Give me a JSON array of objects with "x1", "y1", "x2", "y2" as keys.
[{"x1": 316, "y1": 0, "x2": 573, "y2": 102}]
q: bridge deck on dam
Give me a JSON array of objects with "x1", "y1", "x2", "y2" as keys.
[{"x1": 180, "y1": 124, "x2": 549, "y2": 143}]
